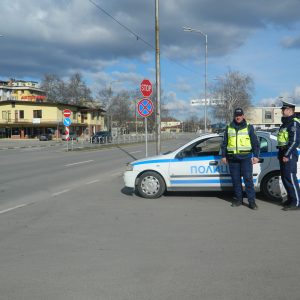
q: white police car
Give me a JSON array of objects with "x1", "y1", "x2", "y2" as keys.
[{"x1": 124, "y1": 132, "x2": 290, "y2": 201}]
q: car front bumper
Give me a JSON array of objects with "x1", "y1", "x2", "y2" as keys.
[{"x1": 123, "y1": 170, "x2": 139, "y2": 188}]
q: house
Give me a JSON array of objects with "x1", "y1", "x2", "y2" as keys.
[
  {"x1": 0, "y1": 100, "x2": 105, "y2": 139},
  {"x1": 161, "y1": 118, "x2": 182, "y2": 133}
]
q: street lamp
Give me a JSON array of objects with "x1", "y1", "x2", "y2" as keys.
[{"x1": 183, "y1": 26, "x2": 208, "y2": 132}]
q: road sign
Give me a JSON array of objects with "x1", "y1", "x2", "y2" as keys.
[
  {"x1": 65, "y1": 126, "x2": 70, "y2": 141},
  {"x1": 140, "y1": 79, "x2": 152, "y2": 97},
  {"x1": 63, "y1": 117, "x2": 72, "y2": 126},
  {"x1": 137, "y1": 98, "x2": 154, "y2": 117},
  {"x1": 63, "y1": 109, "x2": 72, "y2": 118}
]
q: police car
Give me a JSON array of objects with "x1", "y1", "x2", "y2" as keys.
[{"x1": 124, "y1": 131, "x2": 290, "y2": 201}]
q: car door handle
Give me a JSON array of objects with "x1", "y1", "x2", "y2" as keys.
[{"x1": 209, "y1": 161, "x2": 218, "y2": 166}]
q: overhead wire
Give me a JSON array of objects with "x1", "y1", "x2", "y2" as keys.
[{"x1": 88, "y1": 0, "x2": 199, "y2": 75}]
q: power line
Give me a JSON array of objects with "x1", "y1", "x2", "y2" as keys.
[
  {"x1": 88, "y1": 0, "x2": 198, "y2": 75},
  {"x1": 89, "y1": 0, "x2": 154, "y2": 49}
]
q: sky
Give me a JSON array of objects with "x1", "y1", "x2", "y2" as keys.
[{"x1": 1, "y1": 0, "x2": 300, "y2": 121}]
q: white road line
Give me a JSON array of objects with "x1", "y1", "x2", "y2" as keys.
[
  {"x1": 85, "y1": 179, "x2": 100, "y2": 185},
  {"x1": 110, "y1": 172, "x2": 122, "y2": 177},
  {"x1": 52, "y1": 189, "x2": 70, "y2": 197},
  {"x1": 0, "y1": 204, "x2": 29, "y2": 215},
  {"x1": 130, "y1": 151, "x2": 142, "y2": 154},
  {"x1": 64, "y1": 160, "x2": 94, "y2": 167}
]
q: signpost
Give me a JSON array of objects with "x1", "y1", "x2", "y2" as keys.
[
  {"x1": 63, "y1": 109, "x2": 72, "y2": 150},
  {"x1": 137, "y1": 97, "x2": 153, "y2": 157}
]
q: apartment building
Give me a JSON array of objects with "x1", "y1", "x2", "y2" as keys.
[
  {"x1": 0, "y1": 79, "x2": 46, "y2": 102},
  {"x1": 246, "y1": 106, "x2": 299, "y2": 129}
]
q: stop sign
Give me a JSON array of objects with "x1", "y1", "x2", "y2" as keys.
[
  {"x1": 63, "y1": 109, "x2": 72, "y2": 118},
  {"x1": 140, "y1": 79, "x2": 152, "y2": 97}
]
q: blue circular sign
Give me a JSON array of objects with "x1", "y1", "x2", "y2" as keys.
[
  {"x1": 137, "y1": 98, "x2": 154, "y2": 117},
  {"x1": 64, "y1": 117, "x2": 72, "y2": 126}
]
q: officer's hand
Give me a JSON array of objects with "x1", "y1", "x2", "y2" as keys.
[
  {"x1": 252, "y1": 157, "x2": 259, "y2": 164},
  {"x1": 220, "y1": 157, "x2": 227, "y2": 164},
  {"x1": 282, "y1": 156, "x2": 289, "y2": 163}
]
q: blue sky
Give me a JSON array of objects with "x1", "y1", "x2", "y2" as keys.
[{"x1": 0, "y1": 0, "x2": 300, "y2": 121}]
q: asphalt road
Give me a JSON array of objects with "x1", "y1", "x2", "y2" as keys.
[{"x1": 0, "y1": 135, "x2": 299, "y2": 300}]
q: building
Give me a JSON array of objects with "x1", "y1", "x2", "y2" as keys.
[
  {"x1": 246, "y1": 106, "x2": 288, "y2": 129},
  {"x1": 0, "y1": 100, "x2": 105, "y2": 139},
  {"x1": 0, "y1": 79, "x2": 46, "y2": 102},
  {"x1": 161, "y1": 118, "x2": 182, "y2": 133}
]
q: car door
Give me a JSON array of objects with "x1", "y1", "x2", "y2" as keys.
[{"x1": 168, "y1": 136, "x2": 231, "y2": 190}]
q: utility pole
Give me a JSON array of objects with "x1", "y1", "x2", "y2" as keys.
[{"x1": 155, "y1": 0, "x2": 161, "y2": 154}]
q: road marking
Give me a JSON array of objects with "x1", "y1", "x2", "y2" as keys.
[
  {"x1": 52, "y1": 189, "x2": 70, "y2": 197},
  {"x1": 0, "y1": 204, "x2": 29, "y2": 215},
  {"x1": 85, "y1": 179, "x2": 100, "y2": 185},
  {"x1": 65, "y1": 160, "x2": 94, "y2": 167},
  {"x1": 130, "y1": 151, "x2": 142, "y2": 154}
]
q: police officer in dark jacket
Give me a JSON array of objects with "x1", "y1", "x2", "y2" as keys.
[
  {"x1": 277, "y1": 101, "x2": 300, "y2": 211},
  {"x1": 221, "y1": 108, "x2": 260, "y2": 210}
]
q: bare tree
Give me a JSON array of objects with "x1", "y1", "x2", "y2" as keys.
[
  {"x1": 211, "y1": 70, "x2": 254, "y2": 123},
  {"x1": 41, "y1": 74, "x2": 67, "y2": 103},
  {"x1": 41, "y1": 72, "x2": 93, "y2": 105},
  {"x1": 66, "y1": 73, "x2": 93, "y2": 105}
]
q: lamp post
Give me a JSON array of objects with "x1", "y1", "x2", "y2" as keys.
[{"x1": 183, "y1": 26, "x2": 208, "y2": 132}]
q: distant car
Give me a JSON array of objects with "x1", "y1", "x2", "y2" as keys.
[
  {"x1": 61, "y1": 132, "x2": 78, "y2": 141},
  {"x1": 39, "y1": 133, "x2": 52, "y2": 141},
  {"x1": 91, "y1": 131, "x2": 112, "y2": 144}
]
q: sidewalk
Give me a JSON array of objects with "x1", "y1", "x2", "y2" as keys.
[{"x1": 0, "y1": 138, "x2": 62, "y2": 150}]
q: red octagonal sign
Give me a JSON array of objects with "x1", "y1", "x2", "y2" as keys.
[{"x1": 140, "y1": 79, "x2": 152, "y2": 97}]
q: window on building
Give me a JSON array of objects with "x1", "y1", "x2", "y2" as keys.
[
  {"x1": 2, "y1": 111, "x2": 7, "y2": 120},
  {"x1": 265, "y1": 111, "x2": 272, "y2": 119},
  {"x1": 19, "y1": 110, "x2": 24, "y2": 119},
  {"x1": 33, "y1": 110, "x2": 42, "y2": 118}
]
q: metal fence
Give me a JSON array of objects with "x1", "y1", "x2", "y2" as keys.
[{"x1": 64, "y1": 132, "x2": 179, "y2": 151}]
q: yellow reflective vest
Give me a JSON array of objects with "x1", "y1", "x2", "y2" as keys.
[
  {"x1": 277, "y1": 117, "x2": 300, "y2": 147},
  {"x1": 227, "y1": 123, "x2": 252, "y2": 154}
]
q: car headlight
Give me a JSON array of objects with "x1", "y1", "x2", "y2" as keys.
[{"x1": 126, "y1": 163, "x2": 134, "y2": 171}]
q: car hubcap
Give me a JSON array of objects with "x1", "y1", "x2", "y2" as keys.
[
  {"x1": 267, "y1": 175, "x2": 287, "y2": 199},
  {"x1": 141, "y1": 176, "x2": 160, "y2": 195}
]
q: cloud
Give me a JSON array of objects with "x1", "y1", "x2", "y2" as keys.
[
  {"x1": 281, "y1": 34, "x2": 300, "y2": 48},
  {"x1": 1, "y1": 0, "x2": 300, "y2": 79}
]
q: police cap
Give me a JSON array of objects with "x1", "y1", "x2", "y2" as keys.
[
  {"x1": 281, "y1": 100, "x2": 296, "y2": 109},
  {"x1": 234, "y1": 107, "x2": 244, "y2": 116}
]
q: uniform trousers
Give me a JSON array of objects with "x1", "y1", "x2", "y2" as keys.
[
  {"x1": 228, "y1": 157, "x2": 256, "y2": 204},
  {"x1": 280, "y1": 156, "x2": 300, "y2": 207}
]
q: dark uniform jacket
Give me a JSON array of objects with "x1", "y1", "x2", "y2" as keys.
[
  {"x1": 278, "y1": 114, "x2": 300, "y2": 159},
  {"x1": 220, "y1": 119, "x2": 260, "y2": 160}
]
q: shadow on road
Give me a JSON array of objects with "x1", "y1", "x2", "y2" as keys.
[
  {"x1": 121, "y1": 187, "x2": 135, "y2": 196},
  {"x1": 121, "y1": 187, "x2": 283, "y2": 207}
]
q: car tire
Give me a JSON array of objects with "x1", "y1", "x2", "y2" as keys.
[
  {"x1": 136, "y1": 171, "x2": 166, "y2": 199},
  {"x1": 261, "y1": 171, "x2": 287, "y2": 202}
]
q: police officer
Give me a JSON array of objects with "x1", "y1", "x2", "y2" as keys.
[
  {"x1": 221, "y1": 108, "x2": 260, "y2": 210},
  {"x1": 277, "y1": 101, "x2": 300, "y2": 211}
]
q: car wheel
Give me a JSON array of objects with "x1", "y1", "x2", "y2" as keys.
[
  {"x1": 137, "y1": 171, "x2": 166, "y2": 199},
  {"x1": 261, "y1": 171, "x2": 287, "y2": 202}
]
